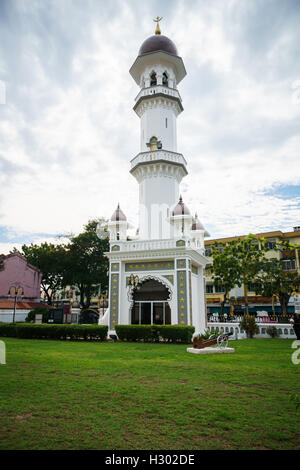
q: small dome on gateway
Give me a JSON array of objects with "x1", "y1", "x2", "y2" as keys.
[
  {"x1": 111, "y1": 203, "x2": 127, "y2": 222},
  {"x1": 139, "y1": 34, "x2": 178, "y2": 56},
  {"x1": 192, "y1": 213, "x2": 205, "y2": 231},
  {"x1": 172, "y1": 195, "x2": 191, "y2": 216}
]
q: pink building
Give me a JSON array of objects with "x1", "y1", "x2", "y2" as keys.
[{"x1": 0, "y1": 253, "x2": 43, "y2": 322}]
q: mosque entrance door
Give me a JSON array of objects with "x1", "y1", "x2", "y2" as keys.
[{"x1": 131, "y1": 279, "x2": 171, "y2": 325}]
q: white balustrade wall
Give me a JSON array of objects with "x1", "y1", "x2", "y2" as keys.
[
  {"x1": 113, "y1": 238, "x2": 205, "y2": 254},
  {"x1": 207, "y1": 322, "x2": 296, "y2": 339}
]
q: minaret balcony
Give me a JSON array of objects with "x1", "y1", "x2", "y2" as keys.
[
  {"x1": 134, "y1": 86, "x2": 183, "y2": 115},
  {"x1": 135, "y1": 85, "x2": 182, "y2": 103},
  {"x1": 130, "y1": 150, "x2": 187, "y2": 172}
]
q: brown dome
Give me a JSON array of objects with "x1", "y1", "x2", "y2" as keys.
[
  {"x1": 172, "y1": 195, "x2": 191, "y2": 216},
  {"x1": 139, "y1": 35, "x2": 178, "y2": 56},
  {"x1": 111, "y1": 203, "x2": 127, "y2": 222}
]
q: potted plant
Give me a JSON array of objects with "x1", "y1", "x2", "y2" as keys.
[{"x1": 239, "y1": 314, "x2": 259, "y2": 338}]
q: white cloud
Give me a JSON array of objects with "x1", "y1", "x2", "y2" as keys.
[{"x1": 0, "y1": 0, "x2": 299, "y2": 252}]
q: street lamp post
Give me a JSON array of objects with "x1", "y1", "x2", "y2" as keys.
[{"x1": 8, "y1": 286, "x2": 24, "y2": 323}]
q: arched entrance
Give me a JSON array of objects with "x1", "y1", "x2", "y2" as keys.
[
  {"x1": 79, "y1": 308, "x2": 99, "y2": 324},
  {"x1": 131, "y1": 279, "x2": 171, "y2": 325}
]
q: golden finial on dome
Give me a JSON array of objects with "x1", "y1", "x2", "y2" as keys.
[{"x1": 153, "y1": 16, "x2": 163, "y2": 35}]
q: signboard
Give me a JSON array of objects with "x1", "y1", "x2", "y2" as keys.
[
  {"x1": 48, "y1": 308, "x2": 64, "y2": 324},
  {"x1": 35, "y1": 314, "x2": 43, "y2": 324}
]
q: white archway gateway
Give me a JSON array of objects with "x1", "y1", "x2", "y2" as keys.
[{"x1": 128, "y1": 276, "x2": 173, "y2": 325}]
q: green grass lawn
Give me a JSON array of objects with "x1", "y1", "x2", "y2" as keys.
[{"x1": 0, "y1": 337, "x2": 299, "y2": 450}]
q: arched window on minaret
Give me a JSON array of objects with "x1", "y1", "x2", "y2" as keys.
[
  {"x1": 150, "y1": 71, "x2": 157, "y2": 86},
  {"x1": 162, "y1": 72, "x2": 169, "y2": 87}
]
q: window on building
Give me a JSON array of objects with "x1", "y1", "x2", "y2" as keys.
[
  {"x1": 265, "y1": 241, "x2": 276, "y2": 250},
  {"x1": 282, "y1": 259, "x2": 296, "y2": 271},
  {"x1": 214, "y1": 285, "x2": 225, "y2": 293},
  {"x1": 150, "y1": 71, "x2": 157, "y2": 86},
  {"x1": 205, "y1": 265, "x2": 212, "y2": 275},
  {"x1": 206, "y1": 285, "x2": 213, "y2": 293},
  {"x1": 205, "y1": 248, "x2": 212, "y2": 256},
  {"x1": 165, "y1": 118, "x2": 168, "y2": 128},
  {"x1": 248, "y1": 283, "x2": 259, "y2": 293},
  {"x1": 162, "y1": 72, "x2": 168, "y2": 86}
]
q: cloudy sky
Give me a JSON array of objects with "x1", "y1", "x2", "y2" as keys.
[{"x1": 0, "y1": 0, "x2": 300, "y2": 253}]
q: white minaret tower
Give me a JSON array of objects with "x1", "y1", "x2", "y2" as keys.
[
  {"x1": 102, "y1": 19, "x2": 209, "y2": 337},
  {"x1": 129, "y1": 18, "x2": 187, "y2": 240}
]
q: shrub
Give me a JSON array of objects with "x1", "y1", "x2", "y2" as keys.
[
  {"x1": 115, "y1": 325, "x2": 194, "y2": 344},
  {"x1": 115, "y1": 325, "x2": 157, "y2": 342},
  {"x1": 25, "y1": 306, "x2": 49, "y2": 323},
  {"x1": 266, "y1": 326, "x2": 280, "y2": 338},
  {"x1": 0, "y1": 323, "x2": 108, "y2": 341},
  {"x1": 158, "y1": 325, "x2": 195, "y2": 343},
  {"x1": 0, "y1": 323, "x2": 17, "y2": 337},
  {"x1": 194, "y1": 329, "x2": 215, "y2": 340},
  {"x1": 239, "y1": 314, "x2": 259, "y2": 338}
]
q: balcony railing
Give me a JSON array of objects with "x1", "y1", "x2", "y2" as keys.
[
  {"x1": 130, "y1": 150, "x2": 187, "y2": 170},
  {"x1": 207, "y1": 321, "x2": 296, "y2": 338},
  {"x1": 111, "y1": 238, "x2": 204, "y2": 254},
  {"x1": 135, "y1": 85, "x2": 182, "y2": 103}
]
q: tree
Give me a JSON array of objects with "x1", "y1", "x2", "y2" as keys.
[
  {"x1": 210, "y1": 244, "x2": 241, "y2": 315},
  {"x1": 21, "y1": 242, "x2": 68, "y2": 304},
  {"x1": 64, "y1": 219, "x2": 109, "y2": 309},
  {"x1": 210, "y1": 234, "x2": 268, "y2": 315},
  {"x1": 253, "y1": 241, "x2": 300, "y2": 316},
  {"x1": 25, "y1": 306, "x2": 49, "y2": 323}
]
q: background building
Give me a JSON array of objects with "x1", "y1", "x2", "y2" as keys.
[
  {"x1": 0, "y1": 252, "x2": 44, "y2": 322},
  {"x1": 204, "y1": 227, "x2": 300, "y2": 319}
]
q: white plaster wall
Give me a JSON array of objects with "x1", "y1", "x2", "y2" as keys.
[
  {"x1": 192, "y1": 268, "x2": 207, "y2": 335},
  {"x1": 0, "y1": 310, "x2": 29, "y2": 323},
  {"x1": 119, "y1": 262, "x2": 131, "y2": 325},
  {"x1": 140, "y1": 105, "x2": 177, "y2": 152},
  {"x1": 139, "y1": 179, "x2": 179, "y2": 240},
  {"x1": 199, "y1": 267, "x2": 207, "y2": 334}
]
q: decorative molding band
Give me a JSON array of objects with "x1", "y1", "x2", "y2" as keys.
[
  {"x1": 105, "y1": 248, "x2": 208, "y2": 265},
  {"x1": 176, "y1": 259, "x2": 186, "y2": 269},
  {"x1": 134, "y1": 94, "x2": 183, "y2": 117},
  {"x1": 163, "y1": 274, "x2": 174, "y2": 285},
  {"x1": 131, "y1": 161, "x2": 187, "y2": 183},
  {"x1": 109, "y1": 273, "x2": 119, "y2": 331},
  {"x1": 111, "y1": 245, "x2": 120, "y2": 252},
  {"x1": 125, "y1": 260, "x2": 174, "y2": 272},
  {"x1": 177, "y1": 270, "x2": 187, "y2": 325},
  {"x1": 111, "y1": 263, "x2": 120, "y2": 272}
]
